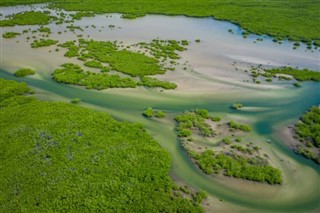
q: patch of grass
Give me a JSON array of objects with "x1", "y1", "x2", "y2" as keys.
[
  {"x1": 14, "y1": 68, "x2": 35, "y2": 77},
  {"x1": 143, "y1": 107, "x2": 154, "y2": 117},
  {"x1": 38, "y1": 26, "x2": 51, "y2": 33},
  {"x1": 121, "y1": 13, "x2": 145, "y2": 19},
  {"x1": 175, "y1": 109, "x2": 214, "y2": 137},
  {"x1": 0, "y1": 11, "x2": 53, "y2": 26},
  {"x1": 228, "y1": 121, "x2": 252, "y2": 132},
  {"x1": 191, "y1": 150, "x2": 282, "y2": 184},
  {"x1": 264, "y1": 67, "x2": 320, "y2": 82},
  {"x1": 70, "y1": 98, "x2": 81, "y2": 104},
  {"x1": 2, "y1": 32, "x2": 21, "y2": 38},
  {"x1": 138, "y1": 39, "x2": 186, "y2": 60},
  {"x1": 143, "y1": 107, "x2": 166, "y2": 118},
  {"x1": 70, "y1": 11, "x2": 95, "y2": 20},
  {"x1": 138, "y1": 76, "x2": 177, "y2": 89},
  {"x1": 31, "y1": 39, "x2": 58, "y2": 48},
  {"x1": 84, "y1": 60, "x2": 103, "y2": 69},
  {"x1": 296, "y1": 106, "x2": 320, "y2": 147},
  {"x1": 52, "y1": 63, "x2": 137, "y2": 90}
]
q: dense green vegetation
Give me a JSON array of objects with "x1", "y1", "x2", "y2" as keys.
[
  {"x1": 14, "y1": 68, "x2": 35, "y2": 77},
  {"x1": 0, "y1": 78, "x2": 203, "y2": 212},
  {"x1": 294, "y1": 106, "x2": 320, "y2": 164},
  {"x1": 0, "y1": 11, "x2": 53, "y2": 26},
  {"x1": 264, "y1": 67, "x2": 320, "y2": 82},
  {"x1": 2, "y1": 31, "x2": 21, "y2": 38},
  {"x1": 70, "y1": 11, "x2": 95, "y2": 20},
  {"x1": 138, "y1": 76, "x2": 177, "y2": 89},
  {"x1": 59, "y1": 39, "x2": 165, "y2": 77},
  {"x1": 31, "y1": 39, "x2": 58, "y2": 48},
  {"x1": 175, "y1": 109, "x2": 214, "y2": 137},
  {"x1": 54, "y1": 39, "x2": 183, "y2": 89},
  {"x1": 83, "y1": 60, "x2": 103, "y2": 69},
  {"x1": 190, "y1": 150, "x2": 282, "y2": 184},
  {"x1": 52, "y1": 63, "x2": 137, "y2": 90},
  {"x1": 121, "y1": 13, "x2": 145, "y2": 19}
]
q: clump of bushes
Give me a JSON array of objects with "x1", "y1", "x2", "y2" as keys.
[
  {"x1": 2, "y1": 32, "x2": 20, "y2": 38},
  {"x1": 232, "y1": 103, "x2": 243, "y2": 109},
  {"x1": 143, "y1": 107, "x2": 166, "y2": 118},
  {"x1": 14, "y1": 68, "x2": 35, "y2": 77},
  {"x1": 191, "y1": 150, "x2": 282, "y2": 184},
  {"x1": 31, "y1": 39, "x2": 58, "y2": 48},
  {"x1": 228, "y1": 121, "x2": 252, "y2": 132},
  {"x1": 175, "y1": 109, "x2": 214, "y2": 137}
]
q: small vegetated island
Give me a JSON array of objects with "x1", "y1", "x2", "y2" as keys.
[
  {"x1": 0, "y1": 11, "x2": 55, "y2": 26},
  {"x1": 293, "y1": 106, "x2": 320, "y2": 164},
  {"x1": 52, "y1": 39, "x2": 185, "y2": 90},
  {"x1": 14, "y1": 68, "x2": 36, "y2": 77},
  {"x1": 243, "y1": 66, "x2": 320, "y2": 86},
  {"x1": 0, "y1": 78, "x2": 204, "y2": 212},
  {"x1": 175, "y1": 109, "x2": 282, "y2": 184}
]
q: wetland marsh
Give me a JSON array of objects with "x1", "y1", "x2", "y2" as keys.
[{"x1": 0, "y1": 3, "x2": 319, "y2": 212}]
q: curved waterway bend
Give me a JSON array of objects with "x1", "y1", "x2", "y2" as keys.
[
  {"x1": 1, "y1": 5, "x2": 320, "y2": 212},
  {"x1": 1, "y1": 70, "x2": 319, "y2": 211}
]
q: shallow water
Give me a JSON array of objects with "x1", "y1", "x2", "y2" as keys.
[{"x1": 0, "y1": 4, "x2": 320, "y2": 212}]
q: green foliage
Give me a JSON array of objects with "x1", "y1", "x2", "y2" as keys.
[
  {"x1": 0, "y1": 78, "x2": 202, "y2": 212},
  {"x1": 38, "y1": 26, "x2": 51, "y2": 33},
  {"x1": 193, "y1": 150, "x2": 282, "y2": 184},
  {"x1": 155, "y1": 111, "x2": 166, "y2": 118},
  {"x1": 264, "y1": 67, "x2": 320, "y2": 82},
  {"x1": 58, "y1": 41, "x2": 79, "y2": 57},
  {"x1": 0, "y1": 79, "x2": 30, "y2": 102},
  {"x1": 193, "y1": 191, "x2": 208, "y2": 204},
  {"x1": 52, "y1": 63, "x2": 137, "y2": 90},
  {"x1": 60, "y1": 40, "x2": 165, "y2": 77},
  {"x1": 14, "y1": 68, "x2": 35, "y2": 77},
  {"x1": 0, "y1": 11, "x2": 52, "y2": 26},
  {"x1": 31, "y1": 39, "x2": 58, "y2": 48},
  {"x1": 143, "y1": 107, "x2": 154, "y2": 117},
  {"x1": 223, "y1": 137, "x2": 231, "y2": 145},
  {"x1": 139, "y1": 76, "x2": 177, "y2": 89},
  {"x1": 228, "y1": 121, "x2": 252, "y2": 132},
  {"x1": 295, "y1": 107, "x2": 320, "y2": 148},
  {"x1": 232, "y1": 103, "x2": 243, "y2": 109},
  {"x1": 108, "y1": 50, "x2": 164, "y2": 76},
  {"x1": 211, "y1": 116, "x2": 221, "y2": 122},
  {"x1": 121, "y1": 13, "x2": 145, "y2": 19},
  {"x1": 84, "y1": 60, "x2": 103, "y2": 69},
  {"x1": 70, "y1": 11, "x2": 95, "y2": 20},
  {"x1": 175, "y1": 109, "x2": 214, "y2": 137},
  {"x1": 70, "y1": 98, "x2": 81, "y2": 104},
  {"x1": 2, "y1": 32, "x2": 21, "y2": 38},
  {"x1": 143, "y1": 108, "x2": 166, "y2": 118},
  {"x1": 138, "y1": 39, "x2": 186, "y2": 60}
]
